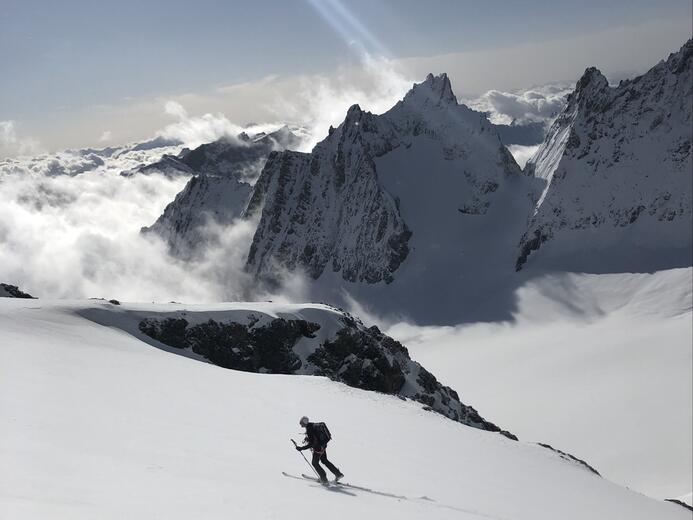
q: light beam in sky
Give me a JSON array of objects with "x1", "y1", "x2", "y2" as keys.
[{"x1": 306, "y1": 0, "x2": 390, "y2": 58}]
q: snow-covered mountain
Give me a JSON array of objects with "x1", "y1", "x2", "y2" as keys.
[
  {"x1": 517, "y1": 39, "x2": 692, "y2": 272},
  {"x1": 2, "y1": 297, "x2": 690, "y2": 520},
  {"x1": 247, "y1": 73, "x2": 524, "y2": 283},
  {"x1": 245, "y1": 74, "x2": 540, "y2": 323},
  {"x1": 143, "y1": 127, "x2": 301, "y2": 258}
]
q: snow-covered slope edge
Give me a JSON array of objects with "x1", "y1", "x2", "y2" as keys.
[
  {"x1": 80, "y1": 301, "x2": 512, "y2": 438},
  {"x1": 518, "y1": 39, "x2": 692, "y2": 271},
  {"x1": 1, "y1": 298, "x2": 689, "y2": 520}
]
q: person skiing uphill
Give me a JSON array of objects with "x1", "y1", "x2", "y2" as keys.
[{"x1": 295, "y1": 416, "x2": 344, "y2": 484}]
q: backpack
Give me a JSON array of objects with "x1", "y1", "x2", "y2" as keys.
[{"x1": 313, "y1": 422, "x2": 332, "y2": 446}]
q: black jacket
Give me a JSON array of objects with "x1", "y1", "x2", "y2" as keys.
[{"x1": 298, "y1": 423, "x2": 325, "y2": 451}]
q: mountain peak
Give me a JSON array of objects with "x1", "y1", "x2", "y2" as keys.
[
  {"x1": 575, "y1": 67, "x2": 609, "y2": 95},
  {"x1": 345, "y1": 103, "x2": 363, "y2": 119},
  {"x1": 403, "y1": 72, "x2": 457, "y2": 108}
]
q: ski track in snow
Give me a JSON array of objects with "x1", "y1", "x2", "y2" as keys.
[{"x1": 283, "y1": 471, "x2": 511, "y2": 519}]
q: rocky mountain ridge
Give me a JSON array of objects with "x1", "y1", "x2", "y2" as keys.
[{"x1": 517, "y1": 40, "x2": 692, "y2": 271}]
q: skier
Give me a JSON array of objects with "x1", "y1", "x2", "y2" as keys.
[{"x1": 295, "y1": 416, "x2": 344, "y2": 484}]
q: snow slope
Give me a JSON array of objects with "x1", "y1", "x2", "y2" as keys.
[
  {"x1": 392, "y1": 267, "x2": 693, "y2": 503},
  {"x1": 1, "y1": 298, "x2": 690, "y2": 519}
]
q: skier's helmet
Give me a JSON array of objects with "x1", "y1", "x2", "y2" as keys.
[{"x1": 299, "y1": 416, "x2": 309, "y2": 427}]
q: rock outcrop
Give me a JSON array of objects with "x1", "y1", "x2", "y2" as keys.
[
  {"x1": 138, "y1": 307, "x2": 514, "y2": 438},
  {"x1": 0, "y1": 283, "x2": 35, "y2": 298}
]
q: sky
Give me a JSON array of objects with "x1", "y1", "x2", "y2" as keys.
[{"x1": 1, "y1": 0, "x2": 691, "y2": 156}]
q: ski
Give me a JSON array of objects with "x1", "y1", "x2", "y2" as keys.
[
  {"x1": 301, "y1": 473, "x2": 333, "y2": 484},
  {"x1": 283, "y1": 471, "x2": 407, "y2": 499},
  {"x1": 282, "y1": 471, "x2": 330, "y2": 486},
  {"x1": 302, "y1": 474, "x2": 406, "y2": 498}
]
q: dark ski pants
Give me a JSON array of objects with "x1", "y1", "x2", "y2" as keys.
[{"x1": 312, "y1": 450, "x2": 340, "y2": 481}]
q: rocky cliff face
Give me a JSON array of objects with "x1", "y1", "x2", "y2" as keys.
[
  {"x1": 246, "y1": 74, "x2": 524, "y2": 285},
  {"x1": 517, "y1": 40, "x2": 692, "y2": 271}
]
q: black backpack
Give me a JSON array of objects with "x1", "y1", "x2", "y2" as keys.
[{"x1": 313, "y1": 422, "x2": 332, "y2": 446}]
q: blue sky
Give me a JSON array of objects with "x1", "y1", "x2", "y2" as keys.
[{"x1": 1, "y1": 0, "x2": 691, "y2": 154}]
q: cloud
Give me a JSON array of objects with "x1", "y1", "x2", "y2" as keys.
[
  {"x1": 398, "y1": 17, "x2": 691, "y2": 96},
  {"x1": 5, "y1": 16, "x2": 690, "y2": 157},
  {"x1": 464, "y1": 84, "x2": 573, "y2": 125},
  {"x1": 7, "y1": 53, "x2": 413, "y2": 157},
  {"x1": 268, "y1": 54, "x2": 412, "y2": 151},
  {"x1": 99, "y1": 130, "x2": 112, "y2": 142},
  {"x1": 164, "y1": 100, "x2": 188, "y2": 120},
  {"x1": 0, "y1": 120, "x2": 44, "y2": 158},
  {"x1": 507, "y1": 144, "x2": 540, "y2": 169},
  {"x1": 0, "y1": 145, "x2": 272, "y2": 302},
  {"x1": 157, "y1": 109, "x2": 246, "y2": 149}
]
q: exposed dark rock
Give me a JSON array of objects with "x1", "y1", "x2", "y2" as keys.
[
  {"x1": 516, "y1": 228, "x2": 550, "y2": 271},
  {"x1": 309, "y1": 326, "x2": 406, "y2": 394},
  {"x1": 139, "y1": 317, "x2": 189, "y2": 349},
  {"x1": 537, "y1": 443, "x2": 601, "y2": 476},
  {"x1": 0, "y1": 283, "x2": 36, "y2": 299},
  {"x1": 139, "y1": 317, "x2": 317, "y2": 373}
]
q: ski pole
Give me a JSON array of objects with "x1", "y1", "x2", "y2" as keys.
[{"x1": 291, "y1": 438, "x2": 319, "y2": 478}]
